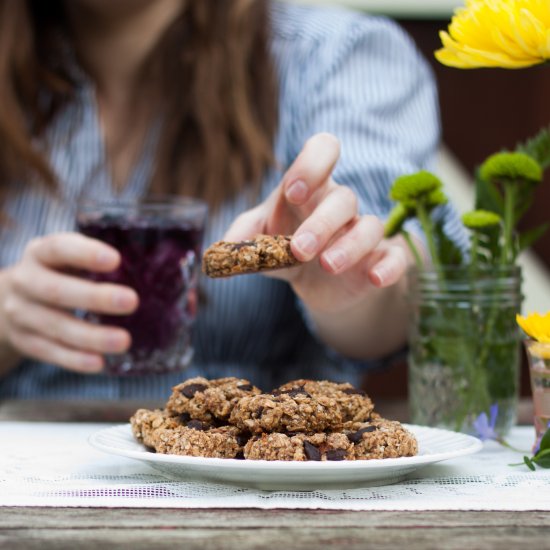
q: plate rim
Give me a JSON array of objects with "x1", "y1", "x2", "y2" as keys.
[{"x1": 88, "y1": 423, "x2": 482, "y2": 471}]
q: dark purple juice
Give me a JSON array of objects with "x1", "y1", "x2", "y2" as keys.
[{"x1": 78, "y1": 210, "x2": 205, "y2": 375}]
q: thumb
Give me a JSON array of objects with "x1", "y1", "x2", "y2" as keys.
[{"x1": 223, "y1": 206, "x2": 267, "y2": 242}]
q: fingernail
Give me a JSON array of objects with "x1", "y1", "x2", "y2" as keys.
[
  {"x1": 113, "y1": 291, "x2": 137, "y2": 309},
  {"x1": 371, "y1": 267, "x2": 387, "y2": 286},
  {"x1": 286, "y1": 180, "x2": 308, "y2": 203},
  {"x1": 323, "y1": 249, "x2": 347, "y2": 272},
  {"x1": 96, "y1": 249, "x2": 118, "y2": 266},
  {"x1": 293, "y1": 232, "x2": 318, "y2": 257}
]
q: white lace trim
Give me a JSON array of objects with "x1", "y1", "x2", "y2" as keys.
[{"x1": 1, "y1": 422, "x2": 548, "y2": 510}]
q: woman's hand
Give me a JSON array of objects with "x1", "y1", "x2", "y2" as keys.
[
  {"x1": 224, "y1": 132, "x2": 410, "y2": 315},
  {"x1": 224, "y1": 132, "x2": 419, "y2": 359},
  {"x1": 0, "y1": 233, "x2": 138, "y2": 374}
]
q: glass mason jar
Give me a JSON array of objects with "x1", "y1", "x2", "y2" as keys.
[{"x1": 407, "y1": 265, "x2": 522, "y2": 436}]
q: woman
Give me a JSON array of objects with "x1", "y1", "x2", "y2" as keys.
[{"x1": 0, "y1": 0, "x2": 463, "y2": 397}]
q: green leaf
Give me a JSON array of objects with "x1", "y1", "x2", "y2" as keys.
[
  {"x1": 475, "y1": 227, "x2": 501, "y2": 264},
  {"x1": 474, "y1": 170, "x2": 504, "y2": 215},
  {"x1": 433, "y1": 218, "x2": 463, "y2": 266},
  {"x1": 516, "y1": 126, "x2": 550, "y2": 171},
  {"x1": 512, "y1": 182, "x2": 536, "y2": 226},
  {"x1": 524, "y1": 456, "x2": 536, "y2": 471},
  {"x1": 537, "y1": 427, "x2": 550, "y2": 453},
  {"x1": 518, "y1": 222, "x2": 550, "y2": 253},
  {"x1": 533, "y1": 454, "x2": 550, "y2": 469},
  {"x1": 534, "y1": 448, "x2": 550, "y2": 459}
]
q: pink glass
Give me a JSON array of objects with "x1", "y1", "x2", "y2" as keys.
[{"x1": 524, "y1": 339, "x2": 550, "y2": 452}]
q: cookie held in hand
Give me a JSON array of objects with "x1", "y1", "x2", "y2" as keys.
[{"x1": 202, "y1": 234, "x2": 299, "y2": 278}]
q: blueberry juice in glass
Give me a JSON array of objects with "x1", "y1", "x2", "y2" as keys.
[{"x1": 77, "y1": 197, "x2": 207, "y2": 375}]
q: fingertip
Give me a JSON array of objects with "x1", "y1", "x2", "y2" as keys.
[
  {"x1": 368, "y1": 268, "x2": 386, "y2": 288},
  {"x1": 292, "y1": 232, "x2": 318, "y2": 261},
  {"x1": 112, "y1": 289, "x2": 139, "y2": 313},
  {"x1": 369, "y1": 260, "x2": 404, "y2": 288},
  {"x1": 222, "y1": 229, "x2": 250, "y2": 242},
  {"x1": 223, "y1": 209, "x2": 265, "y2": 242},
  {"x1": 307, "y1": 132, "x2": 341, "y2": 155},
  {"x1": 105, "y1": 329, "x2": 132, "y2": 353},
  {"x1": 321, "y1": 248, "x2": 348, "y2": 274},
  {"x1": 81, "y1": 353, "x2": 104, "y2": 373},
  {"x1": 94, "y1": 247, "x2": 120, "y2": 270}
]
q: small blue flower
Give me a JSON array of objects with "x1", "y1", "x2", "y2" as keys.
[{"x1": 473, "y1": 403, "x2": 499, "y2": 441}]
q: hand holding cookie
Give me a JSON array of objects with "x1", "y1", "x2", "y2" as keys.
[{"x1": 218, "y1": 132, "x2": 411, "y2": 314}]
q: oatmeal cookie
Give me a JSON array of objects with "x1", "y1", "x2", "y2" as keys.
[
  {"x1": 276, "y1": 379, "x2": 375, "y2": 423},
  {"x1": 244, "y1": 432, "x2": 353, "y2": 461},
  {"x1": 151, "y1": 424, "x2": 248, "y2": 458},
  {"x1": 130, "y1": 407, "x2": 251, "y2": 458},
  {"x1": 202, "y1": 234, "x2": 298, "y2": 278},
  {"x1": 343, "y1": 418, "x2": 418, "y2": 459},
  {"x1": 229, "y1": 390, "x2": 342, "y2": 434},
  {"x1": 165, "y1": 376, "x2": 261, "y2": 422},
  {"x1": 130, "y1": 408, "x2": 182, "y2": 448}
]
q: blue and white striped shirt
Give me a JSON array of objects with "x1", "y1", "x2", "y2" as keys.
[{"x1": 0, "y1": 2, "x2": 466, "y2": 399}]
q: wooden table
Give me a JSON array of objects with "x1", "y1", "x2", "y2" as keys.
[{"x1": 1, "y1": 399, "x2": 548, "y2": 550}]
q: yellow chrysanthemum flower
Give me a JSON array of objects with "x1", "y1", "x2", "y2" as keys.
[
  {"x1": 435, "y1": 0, "x2": 550, "y2": 69},
  {"x1": 516, "y1": 311, "x2": 550, "y2": 342}
]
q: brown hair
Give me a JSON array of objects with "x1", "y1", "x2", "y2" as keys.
[{"x1": 0, "y1": 0, "x2": 278, "y2": 208}]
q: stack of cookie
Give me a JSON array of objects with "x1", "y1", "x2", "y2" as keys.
[{"x1": 130, "y1": 377, "x2": 418, "y2": 461}]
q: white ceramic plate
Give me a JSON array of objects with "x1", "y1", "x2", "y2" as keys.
[{"x1": 89, "y1": 424, "x2": 481, "y2": 491}]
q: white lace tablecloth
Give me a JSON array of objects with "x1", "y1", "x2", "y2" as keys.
[{"x1": 1, "y1": 422, "x2": 549, "y2": 510}]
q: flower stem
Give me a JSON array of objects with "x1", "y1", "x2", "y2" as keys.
[
  {"x1": 469, "y1": 233, "x2": 479, "y2": 276},
  {"x1": 402, "y1": 230, "x2": 424, "y2": 270},
  {"x1": 496, "y1": 438, "x2": 527, "y2": 454},
  {"x1": 501, "y1": 182, "x2": 517, "y2": 265},
  {"x1": 416, "y1": 203, "x2": 441, "y2": 272}
]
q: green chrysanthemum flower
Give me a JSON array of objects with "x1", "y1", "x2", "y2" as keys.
[
  {"x1": 399, "y1": 189, "x2": 448, "y2": 211},
  {"x1": 426, "y1": 189, "x2": 448, "y2": 208},
  {"x1": 480, "y1": 152, "x2": 542, "y2": 184},
  {"x1": 389, "y1": 171, "x2": 443, "y2": 202},
  {"x1": 462, "y1": 210, "x2": 502, "y2": 230}
]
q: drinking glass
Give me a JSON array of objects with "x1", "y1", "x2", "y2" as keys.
[
  {"x1": 76, "y1": 196, "x2": 207, "y2": 375},
  {"x1": 524, "y1": 340, "x2": 550, "y2": 452}
]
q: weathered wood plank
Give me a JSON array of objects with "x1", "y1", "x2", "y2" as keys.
[
  {"x1": 2, "y1": 524, "x2": 550, "y2": 550},
  {"x1": 1, "y1": 509, "x2": 550, "y2": 529}
]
